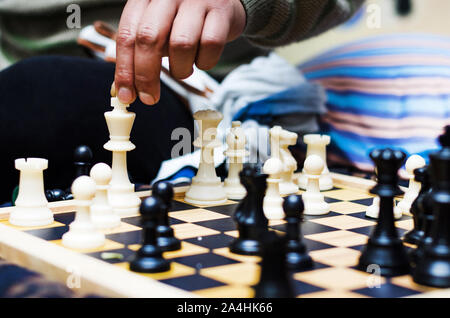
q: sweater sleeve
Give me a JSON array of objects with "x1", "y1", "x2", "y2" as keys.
[{"x1": 240, "y1": 0, "x2": 365, "y2": 47}]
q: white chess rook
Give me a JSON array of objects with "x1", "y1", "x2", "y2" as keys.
[
  {"x1": 62, "y1": 176, "x2": 105, "y2": 249},
  {"x1": 185, "y1": 110, "x2": 227, "y2": 205},
  {"x1": 302, "y1": 155, "x2": 330, "y2": 215},
  {"x1": 104, "y1": 97, "x2": 141, "y2": 216},
  {"x1": 395, "y1": 154, "x2": 426, "y2": 215},
  {"x1": 10, "y1": 158, "x2": 53, "y2": 227},
  {"x1": 90, "y1": 163, "x2": 121, "y2": 229},
  {"x1": 298, "y1": 134, "x2": 333, "y2": 191},
  {"x1": 224, "y1": 121, "x2": 248, "y2": 200}
]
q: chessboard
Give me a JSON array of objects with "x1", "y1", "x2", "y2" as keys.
[{"x1": 0, "y1": 172, "x2": 448, "y2": 298}]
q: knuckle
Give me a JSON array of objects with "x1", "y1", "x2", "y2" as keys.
[
  {"x1": 201, "y1": 35, "x2": 223, "y2": 50},
  {"x1": 115, "y1": 68, "x2": 134, "y2": 86},
  {"x1": 134, "y1": 73, "x2": 153, "y2": 88},
  {"x1": 116, "y1": 28, "x2": 136, "y2": 48},
  {"x1": 136, "y1": 25, "x2": 161, "y2": 48},
  {"x1": 170, "y1": 35, "x2": 195, "y2": 52}
]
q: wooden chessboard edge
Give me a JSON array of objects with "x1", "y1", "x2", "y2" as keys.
[{"x1": 0, "y1": 222, "x2": 196, "y2": 298}]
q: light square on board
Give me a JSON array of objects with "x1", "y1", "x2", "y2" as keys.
[
  {"x1": 128, "y1": 241, "x2": 209, "y2": 259},
  {"x1": 0, "y1": 219, "x2": 66, "y2": 231},
  {"x1": 293, "y1": 267, "x2": 378, "y2": 290},
  {"x1": 309, "y1": 214, "x2": 375, "y2": 230},
  {"x1": 323, "y1": 189, "x2": 373, "y2": 201},
  {"x1": 299, "y1": 290, "x2": 369, "y2": 298},
  {"x1": 390, "y1": 275, "x2": 440, "y2": 293},
  {"x1": 101, "y1": 222, "x2": 142, "y2": 235},
  {"x1": 171, "y1": 223, "x2": 220, "y2": 239},
  {"x1": 328, "y1": 201, "x2": 369, "y2": 214},
  {"x1": 200, "y1": 262, "x2": 260, "y2": 286},
  {"x1": 194, "y1": 285, "x2": 254, "y2": 298},
  {"x1": 305, "y1": 230, "x2": 369, "y2": 248},
  {"x1": 169, "y1": 209, "x2": 229, "y2": 223},
  {"x1": 114, "y1": 262, "x2": 196, "y2": 280},
  {"x1": 309, "y1": 247, "x2": 360, "y2": 268},
  {"x1": 213, "y1": 247, "x2": 261, "y2": 263},
  {"x1": 51, "y1": 238, "x2": 124, "y2": 253},
  {"x1": 395, "y1": 219, "x2": 414, "y2": 231}
]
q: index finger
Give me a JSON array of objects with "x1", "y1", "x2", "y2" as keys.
[{"x1": 115, "y1": 0, "x2": 149, "y2": 104}]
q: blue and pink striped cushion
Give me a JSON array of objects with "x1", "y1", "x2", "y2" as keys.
[{"x1": 299, "y1": 33, "x2": 450, "y2": 170}]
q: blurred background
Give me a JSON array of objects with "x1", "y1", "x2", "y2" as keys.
[{"x1": 278, "y1": 0, "x2": 450, "y2": 65}]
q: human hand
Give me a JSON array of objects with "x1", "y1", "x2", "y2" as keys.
[{"x1": 113, "y1": 0, "x2": 246, "y2": 105}]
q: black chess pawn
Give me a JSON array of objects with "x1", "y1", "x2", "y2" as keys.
[
  {"x1": 229, "y1": 164, "x2": 269, "y2": 256},
  {"x1": 74, "y1": 145, "x2": 93, "y2": 179},
  {"x1": 283, "y1": 195, "x2": 313, "y2": 270},
  {"x1": 129, "y1": 196, "x2": 171, "y2": 273},
  {"x1": 45, "y1": 189, "x2": 67, "y2": 202},
  {"x1": 152, "y1": 181, "x2": 181, "y2": 252},
  {"x1": 403, "y1": 166, "x2": 431, "y2": 245},
  {"x1": 254, "y1": 231, "x2": 295, "y2": 298},
  {"x1": 413, "y1": 131, "x2": 450, "y2": 288},
  {"x1": 357, "y1": 148, "x2": 410, "y2": 277}
]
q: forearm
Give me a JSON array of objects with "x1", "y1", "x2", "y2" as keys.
[{"x1": 240, "y1": 0, "x2": 365, "y2": 47}]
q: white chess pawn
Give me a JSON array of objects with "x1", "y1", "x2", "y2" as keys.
[
  {"x1": 224, "y1": 121, "x2": 248, "y2": 200},
  {"x1": 366, "y1": 196, "x2": 402, "y2": 220},
  {"x1": 90, "y1": 163, "x2": 121, "y2": 229},
  {"x1": 302, "y1": 155, "x2": 330, "y2": 215},
  {"x1": 298, "y1": 134, "x2": 333, "y2": 191},
  {"x1": 62, "y1": 176, "x2": 105, "y2": 249},
  {"x1": 263, "y1": 157, "x2": 285, "y2": 220},
  {"x1": 395, "y1": 154, "x2": 426, "y2": 215},
  {"x1": 366, "y1": 196, "x2": 380, "y2": 219},
  {"x1": 10, "y1": 158, "x2": 53, "y2": 227}
]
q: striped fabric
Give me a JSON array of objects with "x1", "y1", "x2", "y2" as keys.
[{"x1": 299, "y1": 33, "x2": 450, "y2": 171}]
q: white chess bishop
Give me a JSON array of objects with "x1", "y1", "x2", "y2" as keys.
[
  {"x1": 302, "y1": 155, "x2": 330, "y2": 215},
  {"x1": 298, "y1": 134, "x2": 333, "y2": 191},
  {"x1": 224, "y1": 121, "x2": 248, "y2": 200},
  {"x1": 90, "y1": 163, "x2": 121, "y2": 229},
  {"x1": 62, "y1": 176, "x2": 105, "y2": 249},
  {"x1": 9, "y1": 158, "x2": 54, "y2": 227},
  {"x1": 104, "y1": 97, "x2": 141, "y2": 216},
  {"x1": 185, "y1": 110, "x2": 227, "y2": 205},
  {"x1": 395, "y1": 154, "x2": 426, "y2": 216}
]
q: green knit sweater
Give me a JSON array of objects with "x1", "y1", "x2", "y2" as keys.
[{"x1": 0, "y1": 0, "x2": 363, "y2": 76}]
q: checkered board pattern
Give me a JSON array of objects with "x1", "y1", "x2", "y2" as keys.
[{"x1": 0, "y1": 181, "x2": 444, "y2": 298}]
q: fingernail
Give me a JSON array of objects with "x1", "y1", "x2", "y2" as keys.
[
  {"x1": 139, "y1": 92, "x2": 156, "y2": 105},
  {"x1": 118, "y1": 87, "x2": 133, "y2": 103},
  {"x1": 110, "y1": 82, "x2": 117, "y2": 97}
]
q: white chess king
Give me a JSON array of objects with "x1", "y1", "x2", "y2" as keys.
[
  {"x1": 104, "y1": 97, "x2": 141, "y2": 216},
  {"x1": 185, "y1": 110, "x2": 227, "y2": 205},
  {"x1": 9, "y1": 158, "x2": 54, "y2": 227}
]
